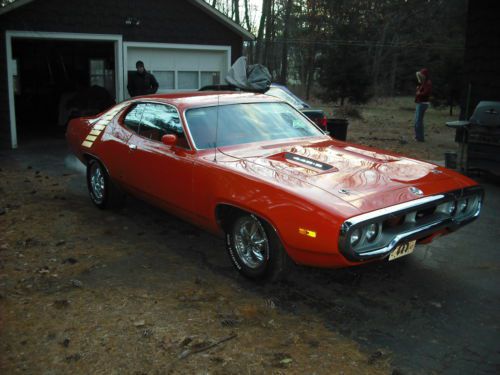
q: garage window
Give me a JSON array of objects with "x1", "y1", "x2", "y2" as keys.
[
  {"x1": 154, "y1": 71, "x2": 175, "y2": 90},
  {"x1": 90, "y1": 59, "x2": 114, "y2": 95},
  {"x1": 90, "y1": 59, "x2": 105, "y2": 86},
  {"x1": 201, "y1": 72, "x2": 221, "y2": 87},
  {"x1": 178, "y1": 71, "x2": 199, "y2": 89}
]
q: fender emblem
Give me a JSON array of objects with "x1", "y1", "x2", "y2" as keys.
[{"x1": 409, "y1": 187, "x2": 424, "y2": 196}]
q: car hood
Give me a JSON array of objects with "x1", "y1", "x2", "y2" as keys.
[{"x1": 214, "y1": 138, "x2": 472, "y2": 213}]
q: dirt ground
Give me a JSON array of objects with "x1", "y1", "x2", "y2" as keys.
[
  {"x1": 0, "y1": 155, "x2": 393, "y2": 374},
  {"x1": 1, "y1": 97, "x2": 498, "y2": 374}
]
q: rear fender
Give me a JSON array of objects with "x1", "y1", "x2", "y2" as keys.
[{"x1": 66, "y1": 117, "x2": 95, "y2": 161}]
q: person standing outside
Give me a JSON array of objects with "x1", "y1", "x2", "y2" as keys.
[
  {"x1": 127, "y1": 60, "x2": 159, "y2": 97},
  {"x1": 414, "y1": 68, "x2": 432, "y2": 142}
]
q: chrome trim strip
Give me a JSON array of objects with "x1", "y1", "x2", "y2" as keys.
[{"x1": 342, "y1": 194, "x2": 445, "y2": 229}]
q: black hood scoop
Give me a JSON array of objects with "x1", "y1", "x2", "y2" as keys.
[{"x1": 283, "y1": 152, "x2": 334, "y2": 171}]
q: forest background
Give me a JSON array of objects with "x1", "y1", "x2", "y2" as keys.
[{"x1": 208, "y1": 0, "x2": 467, "y2": 112}]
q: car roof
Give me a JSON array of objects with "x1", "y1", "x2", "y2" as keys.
[{"x1": 128, "y1": 91, "x2": 284, "y2": 111}]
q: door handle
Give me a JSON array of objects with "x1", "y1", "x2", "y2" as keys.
[{"x1": 129, "y1": 144, "x2": 137, "y2": 150}]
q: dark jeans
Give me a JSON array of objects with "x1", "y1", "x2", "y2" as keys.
[{"x1": 414, "y1": 103, "x2": 429, "y2": 141}]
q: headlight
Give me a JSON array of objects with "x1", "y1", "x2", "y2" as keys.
[
  {"x1": 458, "y1": 199, "x2": 468, "y2": 213},
  {"x1": 350, "y1": 228, "x2": 362, "y2": 246},
  {"x1": 365, "y1": 223, "x2": 379, "y2": 242},
  {"x1": 446, "y1": 201, "x2": 457, "y2": 215}
]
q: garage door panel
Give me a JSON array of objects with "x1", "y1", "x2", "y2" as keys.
[
  {"x1": 126, "y1": 46, "x2": 228, "y2": 95},
  {"x1": 127, "y1": 47, "x2": 228, "y2": 72}
]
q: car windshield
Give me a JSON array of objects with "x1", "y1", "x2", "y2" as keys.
[{"x1": 185, "y1": 102, "x2": 324, "y2": 150}]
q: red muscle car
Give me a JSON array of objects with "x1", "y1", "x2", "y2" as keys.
[{"x1": 66, "y1": 92, "x2": 483, "y2": 281}]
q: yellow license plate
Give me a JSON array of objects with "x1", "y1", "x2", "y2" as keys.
[{"x1": 389, "y1": 240, "x2": 416, "y2": 261}]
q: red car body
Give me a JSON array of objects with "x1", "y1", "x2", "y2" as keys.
[{"x1": 67, "y1": 92, "x2": 483, "y2": 278}]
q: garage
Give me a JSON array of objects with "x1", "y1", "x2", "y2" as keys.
[
  {"x1": 125, "y1": 44, "x2": 230, "y2": 95},
  {"x1": 0, "y1": 0, "x2": 253, "y2": 148},
  {"x1": 10, "y1": 36, "x2": 119, "y2": 142}
]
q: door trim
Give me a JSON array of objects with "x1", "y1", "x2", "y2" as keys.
[{"x1": 5, "y1": 30, "x2": 124, "y2": 149}]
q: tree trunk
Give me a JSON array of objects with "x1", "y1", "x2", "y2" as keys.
[
  {"x1": 233, "y1": 0, "x2": 240, "y2": 23},
  {"x1": 255, "y1": 0, "x2": 268, "y2": 63},
  {"x1": 389, "y1": 49, "x2": 398, "y2": 96},
  {"x1": 243, "y1": 0, "x2": 253, "y2": 63},
  {"x1": 305, "y1": 0, "x2": 318, "y2": 99},
  {"x1": 243, "y1": 0, "x2": 251, "y2": 30},
  {"x1": 371, "y1": 22, "x2": 389, "y2": 96},
  {"x1": 305, "y1": 70, "x2": 312, "y2": 100},
  {"x1": 279, "y1": 0, "x2": 293, "y2": 84},
  {"x1": 305, "y1": 48, "x2": 315, "y2": 100},
  {"x1": 263, "y1": 0, "x2": 274, "y2": 69}
]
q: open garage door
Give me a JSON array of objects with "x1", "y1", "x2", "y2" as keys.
[
  {"x1": 12, "y1": 39, "x2": 116, "y2": 141},
  {"x1": 125, "y1": 43, "x2": 230, "y2": 96},
  {"x1": 5, "y1": 32, "x2": 123, "y2": 149}
]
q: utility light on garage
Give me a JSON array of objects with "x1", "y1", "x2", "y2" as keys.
[{"x1": 125, "y1": 17, "x2": 141, "y2": 26}]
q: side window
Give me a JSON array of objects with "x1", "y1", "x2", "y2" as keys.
[
  {"x1": 137, "y1": 103, "x2": 189, "y2": 148},
  {"x1": 123, "y1": 104, "x2": 147, "y2": 133}
]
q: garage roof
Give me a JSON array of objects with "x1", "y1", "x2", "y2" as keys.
[{"x1": 0, "y1": 0, "x2": 255, "y2": 40}]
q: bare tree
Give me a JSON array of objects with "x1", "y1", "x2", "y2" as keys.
[
  {"x1": 205, "y1": 0, "x2": 468, "y2": 103},
  {"x1": 279, "y1": 0, "x2": 294, "y2": 84},
  {"x1": 233, "y1": 0, "x2": 240, "y2": 24},
  {"x1": 256, "y1": 0, "x2": 270, "y2": 63}
]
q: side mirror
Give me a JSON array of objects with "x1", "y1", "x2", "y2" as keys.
[{"x1": 161, "y1": 134, "x2": 177, "y2": 146}]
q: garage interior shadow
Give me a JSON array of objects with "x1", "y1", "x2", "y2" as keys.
[{"x1": 12, "y1": 38, "x2": 116, "y2": 143}]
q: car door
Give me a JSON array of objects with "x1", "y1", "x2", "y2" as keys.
[
  {"x1": 124, "y1": 102, "x2": 195, "y2": 216},
  {"x1": 102, "y1": 102, "x2": 144, "y2": 183}
]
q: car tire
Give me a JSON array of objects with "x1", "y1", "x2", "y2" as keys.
[
  {"x1": 226, "y1": 213, "x2": 290, "y2": 281},
  {"x1": 86, "y1": 159, "x2": 125, "y2": 209}
]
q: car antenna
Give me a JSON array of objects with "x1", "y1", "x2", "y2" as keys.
[{"x1": 213, "y1": 93, "x2": 220, "y2": 162}]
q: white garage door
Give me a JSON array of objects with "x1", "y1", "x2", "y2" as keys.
[{"x1": 126, "y1": 44, "x2": 230, "y2": 96}]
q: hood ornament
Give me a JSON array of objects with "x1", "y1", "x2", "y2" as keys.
[
  {"x1": 338, "y1": 188, "x2": 351, "y2": 195},
  {"x1": 409, "y1": 187, "x2": 424, "y2": 196}
]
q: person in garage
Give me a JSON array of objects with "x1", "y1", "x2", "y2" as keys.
[{"x1": 127, "y1": 60, "x2": 159, "y2": 97}]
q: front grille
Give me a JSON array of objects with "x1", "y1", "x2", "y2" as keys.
[
  {"x1": 339, "y1": 186, "x2": 483, "y2": 261},
  {"x1": 415, "y1": 206, "x2": 437, "y2": 222},
  {"x1": 383, "y1": 215, "x2": 405, "y2": 229}
]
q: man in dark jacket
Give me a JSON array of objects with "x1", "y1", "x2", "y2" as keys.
[
  {"x1": 414, "y1": 68, "x2": 432, "y2": 142},
  {"x1": 127, "y1": 60, "x2": 159, "y2": 97}
]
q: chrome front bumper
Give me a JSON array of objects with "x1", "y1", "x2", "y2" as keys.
[{"x1": 338, "y1": 186, "x2": 484, "y2": 262}]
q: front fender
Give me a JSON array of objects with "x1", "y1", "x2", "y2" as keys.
[{"x1": 194, "y1": 159, "x2": 359, "y2": 267}]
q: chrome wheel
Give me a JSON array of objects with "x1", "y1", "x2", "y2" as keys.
[
  {"x1": 232, "y1": 215, "x2": 269, "y2": 269},
  {"x1": 87, "y1": 159, "x2": 125, "y2": 209},
  {"x1": 90, "y1": 163, "x2": 105, "y2": 203}
]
